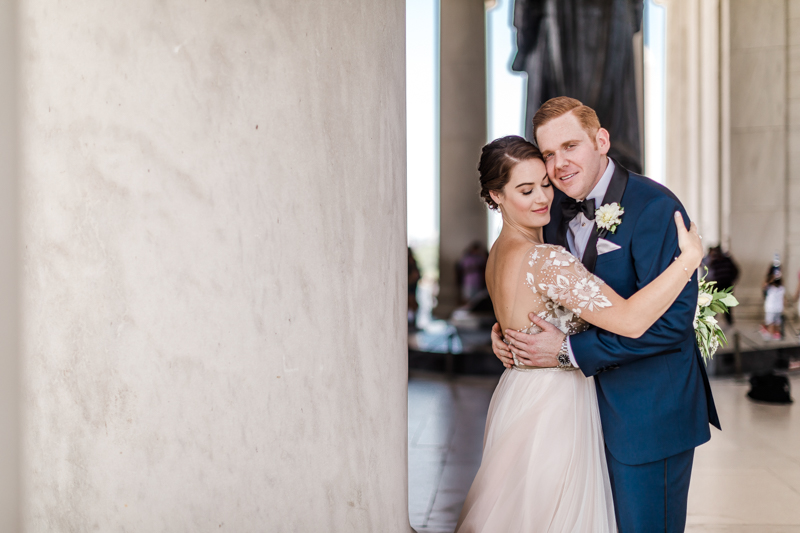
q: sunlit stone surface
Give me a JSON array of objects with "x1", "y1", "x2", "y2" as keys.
[{"x1": 19, "y1": 1, "x2": 408, "y2": 530}]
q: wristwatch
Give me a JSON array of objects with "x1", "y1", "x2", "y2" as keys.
[{"x1": 557, "y1": 336, "x2": 573, "y2": 368}]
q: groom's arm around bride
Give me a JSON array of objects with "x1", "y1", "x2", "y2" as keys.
[{"x1": 491, "y1": 96, "x2": 720, "y2": 532}]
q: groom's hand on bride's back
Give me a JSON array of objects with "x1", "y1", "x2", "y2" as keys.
[
  {"x1": 491, "y1": 324, "x2": 514, "y2": 368},
  {"x1": 491, "y1": 314, "x2": 564, "y2": 368}
]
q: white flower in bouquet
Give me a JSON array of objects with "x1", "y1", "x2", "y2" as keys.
[
  {"x1": 695, "y1": 269, "x2": 739, "y2": 363},
  {"x1": 595, "y1": 203, "x2": 624, "y2": 233},
  {"x1": 697, "y1": 292, "x2": 713, "y2": 307}
]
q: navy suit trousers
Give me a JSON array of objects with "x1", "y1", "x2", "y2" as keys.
[{"x1": 605, "y1": 446, "x2": 695, "y2": 533}]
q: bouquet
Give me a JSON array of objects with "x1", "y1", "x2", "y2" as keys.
[{"x1": 695, "y1": 268, "x2": 739, "y2": 363}]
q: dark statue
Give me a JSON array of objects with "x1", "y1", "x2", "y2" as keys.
[{"x1": 512, "y1": 0, "x2": 643, "y2": 173}]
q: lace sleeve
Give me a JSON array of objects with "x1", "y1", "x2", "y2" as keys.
[{"x1": 525, "y1": 245, "x2": 613, "y2": 316}]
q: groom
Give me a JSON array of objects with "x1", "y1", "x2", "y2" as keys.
[{"x1": 491, "y1": 97, "x2": 720, "y2": 532}]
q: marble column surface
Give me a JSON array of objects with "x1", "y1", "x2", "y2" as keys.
[
  {"x1": 437, "y1": 0, "x2": 487, "y2": 317},
  {"x1": 19, "y1": 1, "x2": 409, "y2": 531},
  {"x1": 723, "y1": 0, "x2": 788, "y2": 317},
  {"x1": 0, "y1": 0, "x2": 20, "y2": 531}
]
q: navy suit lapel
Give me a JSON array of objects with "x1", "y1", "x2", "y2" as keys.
[
  {"x1": 583, "y1": 160, "x2": 629, "y2": 272},
  {"x1": 596, "y1": 161, "x2": 629, "y2": 239},
  {"x1": 553, "y1": 196, "x2": 570, "y2": 249}
]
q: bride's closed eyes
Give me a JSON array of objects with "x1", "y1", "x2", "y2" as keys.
[
  {"x1": 522, "y1": 178, "x2": 553, "y2": 196},
  {"x1": 519, "y1": 174, "x2": 551, "y2": 195}
]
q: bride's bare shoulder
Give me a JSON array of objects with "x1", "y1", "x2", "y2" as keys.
[
  {"x1": 488, "y1": 242, "x2": 571, "y2": 289},
  {"x1": 525, "y1": 243, "x2": 573, "y2": 263},
  {"x1": 492, "y1": 241, "x2": 570, "y2": 267},
  {"x1": 490, "y1": 238, "x2": 538, "y2": 265}
]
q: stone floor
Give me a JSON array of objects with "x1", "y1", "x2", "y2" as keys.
[{"x1": 408, "y1": 370, "x2": 800, "y2": 533}]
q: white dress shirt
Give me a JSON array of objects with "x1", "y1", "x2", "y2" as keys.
[
  {"x1": 564, "y1": 159, "x2": 615, "y2": 367},
  {"x1": 566, "y1": 159, "x2": 616, "y2": 260}
]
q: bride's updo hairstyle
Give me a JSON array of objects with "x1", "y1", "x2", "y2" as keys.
[{"x1": 479, "y1": 135, "x2": 543, "y2": 210}]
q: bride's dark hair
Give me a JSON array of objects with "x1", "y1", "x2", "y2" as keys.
[{"x1": 478, "y1": 135, "x2": 543, "y2": 210}]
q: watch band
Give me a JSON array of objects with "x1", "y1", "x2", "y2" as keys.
[{"x1": 557, "y1": 337, "x2": 573, "y2": 368}]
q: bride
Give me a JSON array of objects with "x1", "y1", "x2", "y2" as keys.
[{"x1": 455, "y1": 136, "x2": 702, "y2": 532}]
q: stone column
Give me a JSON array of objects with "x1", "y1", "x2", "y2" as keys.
[
  {"x1": 20, "y1": 1, "x2": 410, "y2": 530},
  {"x1": 698, "y1": 0, "x2": 721, "y2": 245},
  {"x1": 720, "y1": 0, "x2": 732, "y2": 250},
  {"x1": 787, "y1": 2, "x2": 800, "y2": 306},
  {"x1": 649, "y1": 1, "x2": 800, "y2": 318},
  {"x1": 0, "y1": 1, "x2": 19, "y2": 529},
  {"x1": 726, "y1": 0, "x2": 788, "y2": 317},
  {"x1": 659, "y1": 0, "x2": 721, "y2": 245},
  {"x1": 437, "y1": 0, "x2": 488, "y2": 317}
]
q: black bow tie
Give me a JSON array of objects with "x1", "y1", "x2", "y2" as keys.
[{"x1": 561, "y1": 198, "x2": 596, "y2": 221}]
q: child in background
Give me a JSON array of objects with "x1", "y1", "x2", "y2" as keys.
[{"x1": 761, "y1": 269, "x2": 785, "y2": 340}]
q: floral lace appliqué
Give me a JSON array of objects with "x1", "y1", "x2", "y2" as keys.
[
  {"x1": 525, "y1": 245, "x2": 612, "y2": 320},
  {"x1": 572, "y1": 278, "x2": 612, "y2": 312}
]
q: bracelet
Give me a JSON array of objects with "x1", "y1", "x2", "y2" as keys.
[
  {"x1": 557, "y1": 337, "x2": 573, "y2": 368},
  {"x1": 675, "y1": 257, "x2": 694, "y2": 281}
]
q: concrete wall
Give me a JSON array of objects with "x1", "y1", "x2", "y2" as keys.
[{"x1": 19, "y1": 1, "x2": 409, "y2": 530}]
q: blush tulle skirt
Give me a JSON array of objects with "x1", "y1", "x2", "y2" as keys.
[{"x1": 455, "y1": 367, "x2": 617, "y2": 533}]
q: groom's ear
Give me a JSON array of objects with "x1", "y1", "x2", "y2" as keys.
[{"x1": 595, "y1": 128, "x2": 611, "y2": 155}]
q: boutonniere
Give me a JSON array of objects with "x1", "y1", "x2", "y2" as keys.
[{"x1": 595, "y1": 202, "x2": 624, "y2": 234}]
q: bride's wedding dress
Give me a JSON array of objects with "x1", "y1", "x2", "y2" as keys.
[{"x1": 456, "y1": 244, "x2": 617, "y2": 533}]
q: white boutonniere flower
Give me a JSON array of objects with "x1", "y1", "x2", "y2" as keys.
[{"x1": 595, "y1": 202, "x2": 625, "y2": 234}]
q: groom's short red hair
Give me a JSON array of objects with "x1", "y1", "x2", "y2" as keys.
[{"x1": 532, "y1": 97, "x2": 602, "y2": 148}]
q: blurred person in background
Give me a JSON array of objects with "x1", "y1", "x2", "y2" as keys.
[
  {"x1": 408, "y1": 247, "x2": 421, "y2": 327},
  {"x1": 702, "y1": 245, "x2": 739, "y2": 324},
  {"x1": 456, "y1": 241, "x2": 488, "y2": 304},
  {"x1": 761, "y1": 260, "x2": 785, "y2": 340}
]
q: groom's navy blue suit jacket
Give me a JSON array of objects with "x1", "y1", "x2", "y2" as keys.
[{"x1": 544, "y1": 161, "x2": 721, "y2": 466}]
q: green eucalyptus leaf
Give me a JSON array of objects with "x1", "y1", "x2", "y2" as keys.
[{"x1": 709, "y1": 303, "x2": 726, "y2": 314}]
